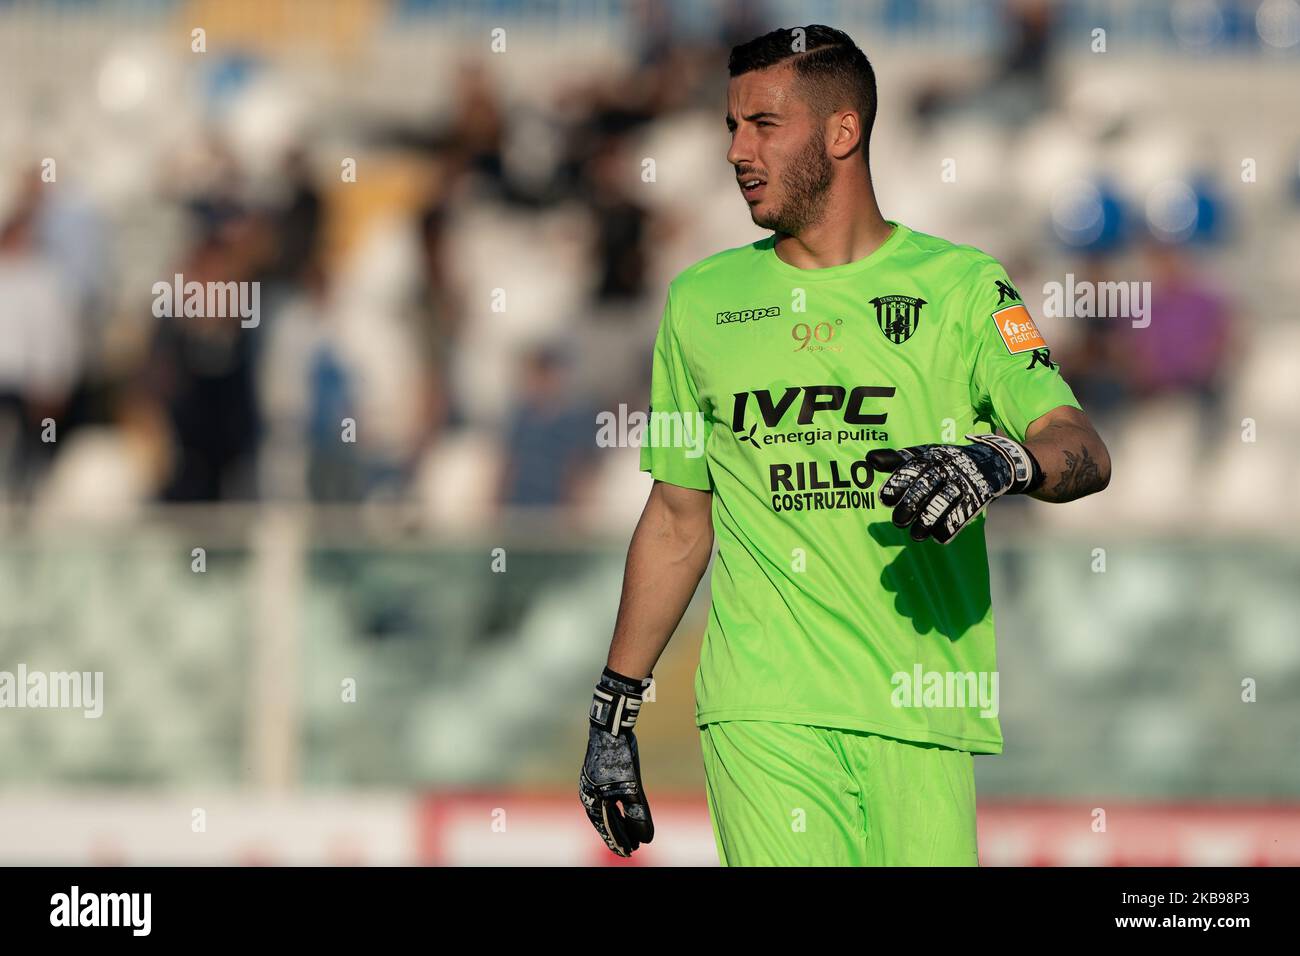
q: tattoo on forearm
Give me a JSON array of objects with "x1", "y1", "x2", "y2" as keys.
[{"x1": 1050, "y1": 445, "x2": 1102, "y2": 501}]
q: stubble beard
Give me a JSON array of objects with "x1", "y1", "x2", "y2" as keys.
[{"x1": 752, "y1": 129, "x2": 834, "y2": 236}]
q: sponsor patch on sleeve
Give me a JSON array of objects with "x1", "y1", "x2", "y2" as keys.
[{"x1": 991, "y1": 304, "x2": 1047, "y2": 354}]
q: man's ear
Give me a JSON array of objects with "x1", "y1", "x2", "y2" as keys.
[{"x1": 829, "y1": 109, "x2": 865, "y2": 161}]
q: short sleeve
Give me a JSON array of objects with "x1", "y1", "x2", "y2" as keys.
[
  {"x1": 638, "y1": 283, "x2": 713, "y2": 491},
  {"x1": 958, "y1": 256, "x2": 1082, "y2": 443}
]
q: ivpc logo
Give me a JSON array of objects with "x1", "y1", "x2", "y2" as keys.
[
  {"x1": 730, "y1": 384, "x2": 895, "y2": 450},
  {"x1": 730, "y1": 385, "x2": 896, "y2": 432}
]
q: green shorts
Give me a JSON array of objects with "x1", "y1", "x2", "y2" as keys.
[{"x1": 699, "y1": 720, "x2": 979, "y2": 866}]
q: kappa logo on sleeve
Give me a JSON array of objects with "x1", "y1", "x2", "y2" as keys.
[{"x1": 991, "y1": 304, "x2": 1047, "y2": 354}]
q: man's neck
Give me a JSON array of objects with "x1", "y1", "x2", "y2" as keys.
[{"x1": 774, "y1": 199, "x2": 894, "y2": 271}]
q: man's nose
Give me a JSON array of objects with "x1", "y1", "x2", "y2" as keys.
[{"x1": 726, "y1": 128, "x2": 753, "y2": 169}]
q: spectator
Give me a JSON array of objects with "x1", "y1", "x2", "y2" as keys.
[
  {"x1": 0, "y1": 194, "x2": 81, "y2": 501},
  {"x1": 498, "y1": 345, "x2": 597, "y2": 510},
  {"x1": 144, "y1": 233, "x2": 262, "y2": 501},
  {"x1": 1124, "y1": 239, "x2": 1234, "y2": 422}
]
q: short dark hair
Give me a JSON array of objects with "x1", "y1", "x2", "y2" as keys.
[{"x1": 728, "y1": 25, "x2": 877, "y2": 157}]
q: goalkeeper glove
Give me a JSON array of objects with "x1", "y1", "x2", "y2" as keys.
[
  {"x1": 865, "y1": 433, "x2": 1043, "y2": 545},
  {"x1": 579, "y1": 666, "x2": 654, "y2": 857}
]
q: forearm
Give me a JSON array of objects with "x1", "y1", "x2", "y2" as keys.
[
  {"x1": 606, "y1": 490, "x2": 714, "y2": 679},
  {"x1": 1023, "y1": 419, "x2": 1111, "y2": 503}
]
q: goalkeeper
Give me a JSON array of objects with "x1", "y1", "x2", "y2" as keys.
[{"x1": 580, "y1": 25, "x2": 1110, "y2": 865}]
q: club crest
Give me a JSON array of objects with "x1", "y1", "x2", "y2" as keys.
[{"x1": 870, "y1": 294, "x2": 927, "y2": 344}]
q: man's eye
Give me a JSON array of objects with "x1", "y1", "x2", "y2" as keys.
[{"x1": 757, "y1": 121, "x2": 774, "y2": 127}]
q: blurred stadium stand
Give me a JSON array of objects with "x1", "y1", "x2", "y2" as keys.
[{"x1": 0, "y1": 0, "x2": 1298, "y2": 863}]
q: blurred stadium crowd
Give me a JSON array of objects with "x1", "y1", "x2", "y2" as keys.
[{"x1": 0, "y1": 0, "x2": 1296, "y2": 533}]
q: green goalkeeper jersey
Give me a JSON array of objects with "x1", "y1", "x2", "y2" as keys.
[{"x1": 638, "y1": 221, "x2": 1081, "y2": 753}]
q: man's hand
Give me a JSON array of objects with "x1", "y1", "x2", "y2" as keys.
[
  {"x1": 579, "y1": 666, "x2": 654, "y2": 857},
  {"x1": 865, "y1": 434, "x2": 1042, "y2": 544}
]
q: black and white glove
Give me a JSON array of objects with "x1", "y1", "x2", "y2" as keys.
[
  {"x1": 579, "y1": 666, "x2": 654, "y2": 857},
  {"x1": 865, "y1": 433, "x2": 1043, "y2": 544}
]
